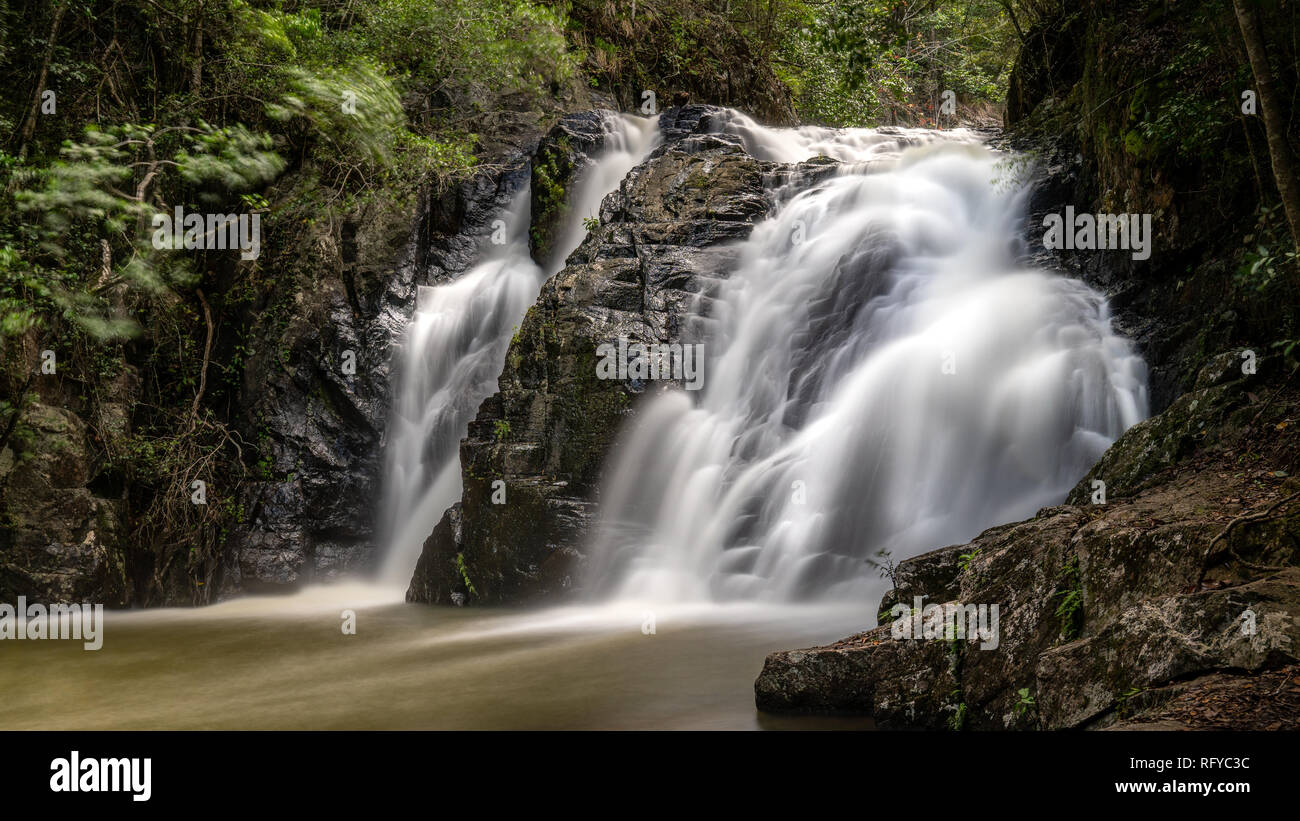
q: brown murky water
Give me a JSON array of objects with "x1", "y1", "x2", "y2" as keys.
[{"x1": 0, "y1": 585, "x2": 875, "y2": 730}]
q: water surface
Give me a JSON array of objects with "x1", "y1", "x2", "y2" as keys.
[{"x1": 0, "y1": 586, "x2": 874, "y2": 730}]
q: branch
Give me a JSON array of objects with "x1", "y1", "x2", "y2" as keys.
[
  {"x1": 1195, "y1": 490, "x2": 1300, "y2": 585},
  {"x1": 189, "y1": 288, "x2": 214, "y2": 426}
]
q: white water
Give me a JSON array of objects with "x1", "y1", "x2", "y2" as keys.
[
  {"x1": 378, "y1": 113, "x2": 660, "y2": 584},
  {"x1": 587, "y1": 111, "x2": 1149, "y2": 604}
]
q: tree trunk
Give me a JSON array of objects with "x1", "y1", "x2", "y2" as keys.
[
  {"x1": 1233, "y1": 0, "x2": 1300, "y2": 252},
  {"x1": 17, "y1": 1, "x2": 68, "y2": 159},
  {"x1": 189, "y1": 11, "x2": 204, "y2": 94}
]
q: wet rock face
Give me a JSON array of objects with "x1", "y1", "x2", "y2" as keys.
[
  {"x1": 755, "y1": 359, "x2": 1300, "y2": 729},
  {"x1": 408, "y1": 108, "x2": 774, "y2": 605},
  {"x1": 225, "y1": 158, "x2": 535, "y2": 595}
]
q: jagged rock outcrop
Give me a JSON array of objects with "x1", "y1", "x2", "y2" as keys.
[
  {"x1": 0, "y1": 401, "x2": 130, "y2": 604},
  {"x1": 755, "y1": 356, "x2": 1300, "y2": 729},
  {"x1": 224, "y1": 159, "x2": 537, "y2": 594},
  {"x1": 407, "y1": 107, "x2": 774, "y2": 604},
  {"x1": 529, "y1": 110, "x2": 620, "y2": 268}
]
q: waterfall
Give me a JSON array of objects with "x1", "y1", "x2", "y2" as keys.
[
  {"x1": 377, "y1": 113, "x2": 660, "y2": 585},
  {"x1": 587, "y1": 112, "x2": 1149, "y2": 603}
]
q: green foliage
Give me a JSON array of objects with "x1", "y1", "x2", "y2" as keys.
[
  {"x1": 529, "y1": 146, "x2": 567, "y2": 256},
  {"x1": 8, "y1": 122, "x2": 284, "y2": 340},
  {"x1": 267, "y1": 60, "x2": 405, "y2": 175},
  {"x1": 1115, "y1": 685, "x2": 1144, "y2": 718},
  {"x1": 0, "y1": 234, "x2": 52, "y2": 338},
  {"x1": 1236, "y1": 203, "x2": 1299, "y2": 295},
  {"x1": 1014, "y1": 687, "x2": 1036, "y2": 719},
  {"x1": 561, "y1": 0, "x2": 797, "y2": 122},
  {"x1": 947, "y1": 698, "x2": 968, "y2": 731},
  {"x1": 494, "y1": 419, "x2": 512, "y2": 441},
  {"x1": 393, "y1": 130, "x2": 477, "y2": 185},
  {"x1": 344, "y1": 0, "x2": 574, "y2": 98},
  {"x1": 175, "y1": 125, "x2": 285, "y2": 194},
  {"x1": 784, "y1": 0, "x2": 1017, "y2": 126},
  {"x1": 454, "y1": 552, "x2": 479, "y2": 597},
  {"x1": 958, "y1": 548, "x2": 981, "y2": 573},
  {"x1": 0, "y1": 0, "x2": 571, "y2": 344},
  {"x1": 1129, "y1": 43, "x2": 1227, "y2": 162},
  {"x1": 1053, "y1": 555, "x2": 1084, "y2": 641}
]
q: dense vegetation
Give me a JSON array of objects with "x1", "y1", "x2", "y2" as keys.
[{"x1": 557, "y1": 0, "x2": 1029, "y2": 125}]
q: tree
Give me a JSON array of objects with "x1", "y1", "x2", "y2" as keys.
[
  {"x1": 1233, "y1": 0, "x2": 1300, "y2": 252},
  {"x1": 15, "y1": 1, "x2": 67, "y2": 159}
]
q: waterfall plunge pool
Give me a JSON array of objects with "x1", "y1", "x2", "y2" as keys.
[{"x1": 0, "y1": 587, "x2": 876, "y2": 730}]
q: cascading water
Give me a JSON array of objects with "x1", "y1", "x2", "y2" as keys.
[
  {"x1": 375, "y1": 192, "x2": 541, "y2": 585},
  {"x1": 587, "y1": 111, "x2": 1149, "y2": 604},
  {"x1": 378, "y1": 113, "x2": 659, "y2": 584}
]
